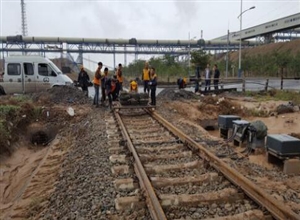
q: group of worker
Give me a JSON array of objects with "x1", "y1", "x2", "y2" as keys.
[
  {"x1": 77, "y1": 62, "x2": 123, "y2": 109},
  {"x1": 203, "y1": 64, "x2": 220, "y2": 92},
  {"x1": 129, "y1": 61, "x2": 157, "y2": 105},
  {"x1": 176, "y1": 63, "x2": 220, "y2": 93},
  {"x1": 77, "y1": 60, "x2": 157, "y2": 108}
]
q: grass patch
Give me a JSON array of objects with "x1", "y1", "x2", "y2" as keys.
[
  {"x1": 246, "y1": 108, "x2": 269, "y2": 117},
  {"x1": 9, "y1": 95, "x2": 31, "y2": 103},
  {"x1": 0, "y1": 105, "x2": 21, "y2": 117},
  {"x1": 244, "y1": 90, "x2": 300, "y2": 104}
]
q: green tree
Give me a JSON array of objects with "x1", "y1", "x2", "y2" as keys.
[
  {"x1": 190, "y1": 49, "x2": 210, "y2": 71},
  {"x1": 162, "y1": 54, "x2": 178, "y2": 67},
  {"x1": 289, "y1": 52, "x2": 300, "y2": 77},
  {"x1": 272, "y1": 50, "x2": 292, "y2": 78}
]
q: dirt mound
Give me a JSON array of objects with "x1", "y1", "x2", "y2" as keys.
[
  {"x1": 31, "y1": 86, "x2": 91, "y2": 105},
  {"x1": 199, "y1": 96, "x2": 246, "y2": 116},
  {"x1": 0, "y1": 101, "x2": 39, "y2": 156},
  {"x1": 290, "y1": 133, "x2": 300, "y2": 139},
  {"x1": 157, "y1": 88, "x2": 198, "y2": 101}
]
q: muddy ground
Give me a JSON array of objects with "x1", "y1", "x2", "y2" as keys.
[
  {"x1": 0, "y1": 87, "x2": 300, "y2": 219},
  {"x1": 156, "y1": 89, "x2": 300, "y2": 215}
]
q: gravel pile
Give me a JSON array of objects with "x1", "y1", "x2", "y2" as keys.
[
  {"x1": 40, "y1": 108, "x2": 116, "y2": 219},
  {"x1": 157, "y1": 88, "x2": 198, "y2": 101},
  {"x1": 40, "y1": 108, "x2": 151, "y2": 219},
  {"x1": 31, "y1": 86, "x2": 91, "y2": 104},
  {"x1": 164, "y1": 200, "x2": 258, "y2": 219},
  {"x1": 157, "y1": 179, "x2": 232, "y2": 195}
]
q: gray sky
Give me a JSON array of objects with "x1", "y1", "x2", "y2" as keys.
[{"x1": 1, "y1": 0, "x2": 300, "y2": 69}]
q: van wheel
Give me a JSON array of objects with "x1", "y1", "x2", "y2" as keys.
[{"x1": 0, "y1": 85, "x2": 6, "y2": 95}]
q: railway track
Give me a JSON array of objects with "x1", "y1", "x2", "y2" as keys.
[{"x1": 105, "y1": 107, "x2": 299, "y2": 220}]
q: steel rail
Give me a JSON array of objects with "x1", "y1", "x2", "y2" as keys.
[
  {"x1": 148, "y1": 110, "x2": 300, "y2": 220},
  {"x1": 114, "y1": 111, "x2": 167, "y2": 220}
]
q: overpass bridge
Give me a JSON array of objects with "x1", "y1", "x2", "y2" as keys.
[
  {"x1": 1, "y1": 13, "x2": 299, "y2": 66},
  {"x1": 0, "y1": 35, "x2": 256, "y2": 66},
  {"x1": 0, "y1": 35, "x2": 255, "y2": 55},
  {"x1": 213, "y1": 12, "x2": 300, "y2": 43}
]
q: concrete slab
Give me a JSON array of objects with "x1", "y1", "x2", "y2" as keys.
[
  {"x1": 136, "y1": 144, "x2": 184, "y2": 153},
  {"x1": 159, "y1": 188, "x2": 242, "y2": 207},
  {"x1": 203, "y1": 209, "x2": 265, "y2": 220},
  {"x1": 144, "y1": 160, "x2": 201, "y2": 174},
  {"x1": 139, "y1": 151, "x2": 192, "y2": 162},
  {"x1": 150, "y1": 172, "x2": 219, "y2": 188}
]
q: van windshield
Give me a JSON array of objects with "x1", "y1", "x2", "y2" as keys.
[{"x1": 49, "y1": 62, "x2": 62, "y2": 75}]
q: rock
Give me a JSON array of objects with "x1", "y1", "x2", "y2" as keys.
[
  {"x1": 192, "y1": 212, "x2": 201, "y2": 218},
  {"x1": 211, "y1": 203, "x2": 218, "y2": 209},
  {"x1": 276, "y1": 104, "x2": 294, "y2": 114},
  {"x1": 224, "y1": 203, "x2": 231, "y2": 210},
  {"x1": 67, "y1": 107, "x2": 75, "y2": 116},
  {"x1": 293, "y1": 105, "x2": 299, "y2": 112},
  {"x1": 269, "y1": 111, "x2": 278, "y2": 117}
]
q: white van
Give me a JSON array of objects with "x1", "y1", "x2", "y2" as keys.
[{"x1": 0, "y1": 55, "x2": 73, "y2": 95}]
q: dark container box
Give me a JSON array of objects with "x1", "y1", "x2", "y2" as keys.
[
  {"x1": 267, "y1": 134, "x2": 300, "y2": 156},
  {"x1": 218, "y1": 115, "x2": 241, "y2": 129}
]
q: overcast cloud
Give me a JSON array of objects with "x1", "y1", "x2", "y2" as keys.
[{"x1": 1, "y1": 0, "x2": 300, "y2": 69}]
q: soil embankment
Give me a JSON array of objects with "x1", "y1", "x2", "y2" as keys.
[
  {"x1": 229, "y1": 39, "x2": 300, "y2": 61},
  {"x1": 0, "y1": 86, "x2": 94, "y2": 219}
]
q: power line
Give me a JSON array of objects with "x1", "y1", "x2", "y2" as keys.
[{"x1": 82, "y1": 57, "x2": 114, "y2": 69}]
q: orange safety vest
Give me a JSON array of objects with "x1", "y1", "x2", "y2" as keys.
[
  {"x1": 93, "y1": 70, "x2": 101, "y2": 85},
  {"x1": 117, "y1": 69, "x2": 123, "y2": 83}
]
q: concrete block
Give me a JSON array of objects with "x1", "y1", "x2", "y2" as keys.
[
  {"x1": 114, "y1": 178, "x2": 138, "y2": 190},
  {"x1": 109, "y1": 154, "x2": 127, "y2": 164},
  {"x1": 115, "y1": 196, "x2": 145, "y2": 210},
  {"x1": 108, "y1": 147, "x2": 124, "y2": 154},
  {"x1": 107, "y1": 140, "x2": 121, "y2": 147},
  {"x1": 111, "y1": 165, "x2": 130, "y2": 175},
  {"x1": 284, "y1": 159, "x2": 300, "y2": 174}
]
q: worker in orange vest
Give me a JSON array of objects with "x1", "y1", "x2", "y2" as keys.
[
  {"x1": 93, "y1": 62, "x2": 102, "y2": 107},
  {"x1": 116, "y1": 63, "x2": 123, "y2": 92}
]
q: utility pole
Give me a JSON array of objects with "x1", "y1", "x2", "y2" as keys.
[
  {"x1": 20, "y1": 0, "x2": 28, "y2": 36},
  {"x1": 226, "y1": 29, "x2": 229, "y2": 78},
  {"x1": 238, "y1": 0, "x2": 243, "y2": 77},
  {"x1": 188, "y1": 32, "x2": 190, "y2": 75},
  {"x1": 238, "y1": 0, "x2": 255, "y2": 78}
]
